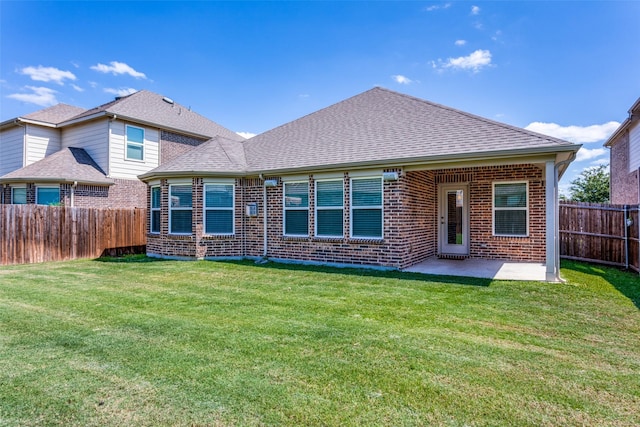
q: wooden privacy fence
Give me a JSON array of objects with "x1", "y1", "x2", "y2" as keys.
[
  {"x1": 1, "y1": 205, "x2": 147, "y2": 265},
  {"x1": 559, "y1": 201, "x2": 640, "y2": 273}
]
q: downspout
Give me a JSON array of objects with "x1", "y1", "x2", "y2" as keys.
[
  {"x1": 263, "y1": 181, "x2": 268, "y2": 258},
  {"x1": 553, "y1": 152, "x2": 577, "y2": 281}
]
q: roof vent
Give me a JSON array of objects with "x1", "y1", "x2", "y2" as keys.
[{"x1": 162, "y1": 97, "x2": 174, "y2": 105}]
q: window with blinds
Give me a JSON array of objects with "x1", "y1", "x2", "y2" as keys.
[
  {"x1": 205, "y1": 183, "x2": 234, "y2": 234},
  {"x1": 126, "y1": 125, "x2": 145, "y2": 161},
  {"x1": 351, "y1": 177, "x2": 383, "y2": 239},
  {"x1": 151, "y1": 186, "x2": 161, "y2": 233},
  {"x1": 284, "y1": 182, "x2": 309, "y2": 236},
  {"x1": 493, "y1": 182, "x2": 528, "y2": 236},
  {"x1": 315, "y1": 180, "x2": 344, "y2": 237},
  {"x1": 169, "y1": 184, "x2": 192, "y2": 234}
]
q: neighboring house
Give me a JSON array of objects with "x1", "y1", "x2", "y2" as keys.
[
  {"x1": 604, "y1": 97, "x2": 640, "y2": 204},
  {"x1": 138, "y1": 87, "x2": 581, "y2": 281},
  {"x1": 0, "y1": 91, "x2": 243, "y2": 208}
]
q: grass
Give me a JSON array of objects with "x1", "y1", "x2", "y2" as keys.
[{"x1": 0, "y1": 257, "x2": 638, "y2": 426}]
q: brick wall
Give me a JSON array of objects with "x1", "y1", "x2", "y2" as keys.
[
  {"x1": 146, "y1": 163, "x2": 547, "y2": 267},
  {"x1": 435, "y1": 165, "x2": 546, "y2": 263},
  {"x1": 160, "y1": 131, "x2": 208, "y2": 164},
  {"x1": 609, "y1": 131, "x2": 639, "y2": 204}
]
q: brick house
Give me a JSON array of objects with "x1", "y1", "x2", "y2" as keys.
[
  {"x1": 139, "y1": 88, "x2": 580, "y2": 281},
  {"x1": 605, "y1": 97, "x2": 640, "y2": 204},
  {"x1": 0, "y1": 91, "x2": 243, "y2": 208}
]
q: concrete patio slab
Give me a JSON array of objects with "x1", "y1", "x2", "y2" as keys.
[{"x1": 403, "y1": 257, "x2": 547, "y2": 282}]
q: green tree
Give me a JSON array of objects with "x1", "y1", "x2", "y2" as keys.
[{"x1": 569, "y1": 164, "x2": 610, "y2": 203}]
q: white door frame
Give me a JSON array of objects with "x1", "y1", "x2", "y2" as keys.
[{"x1": 438, "y1": 183, "x2": 470, "y2": 256}]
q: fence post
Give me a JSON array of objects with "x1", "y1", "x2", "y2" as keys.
[{"x1": 624, "y1": 205, "x2": 629, "y2": 270}]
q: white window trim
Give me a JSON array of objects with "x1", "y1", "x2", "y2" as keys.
[
  {"x1": 11, "y1": 185, "x2": 27, "y2": 205},
  {"x1": 203, "y1": 182, "x2": 235, "y2": 236},
  {"x1": 283, "y1": 181, "x2": 309, "y2": 237},
  {"x1": 169, "y1": 184, "x2": 192, "y2": 235},
  {"x1": 150, "y1": 185, "x2": 161, "y2": 234},
  {"x1": 492, "y1": 181, "x2": 529, "y2": 237},
  {"x1": 350, "y1": 176, "x2": 384, "y2": 239},
  {"x1": 125, "y1": 124, "x2": 145, "y2": 162},
  {"x1": 35, "y1": 185, "x2": 60, "y2": 206},
  {"x1": 315, "y1": 179, "x2": 344, "y2": 238}
]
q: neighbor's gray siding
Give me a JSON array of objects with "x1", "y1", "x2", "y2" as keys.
[{"x1": 0, "y1": 126, "x2": 25, "y2": 177}]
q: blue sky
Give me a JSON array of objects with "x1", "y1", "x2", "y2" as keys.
[{"x1": 1, "y1": 1, "x2": 639, "y2": 195}]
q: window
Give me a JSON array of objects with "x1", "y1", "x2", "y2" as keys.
[
  {"x1": 36, "y1": 187, "x2": 60, "y2": 205},
  {"x1": 150, "y1": 186, "x2": 161, "y2": 233},
  {"x1": 493, "y1": 182, "x2": 528, "y2": 236},
  {"x1": 11, "y1": 187, "x2": 27, "y2": 204},
  {"x1": 126, "y1": 125, "x2": 144, "y2": 161},
  {"x1": 204, "y1": 183, "x2": 234, "y2": 235},
  {"x1": 169, "y1": 184, "x2": 192, "y2": 234},
  {"x1": 351, "y1": 177, "x2": 383, "y2": 239},
  {"x1": 284, "y1": 182, "x2": 309, "y2": 236},
  {"x1": 315, "y1": 180, "x2": 344, "y2": 237}
]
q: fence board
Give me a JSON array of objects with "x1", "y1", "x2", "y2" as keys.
[
  {"x1": 560, "y1": 201, "x2": 640, "y2": 272},
  {"x1": 1, "y1": 205, "x2": 147, "y2": 265}
]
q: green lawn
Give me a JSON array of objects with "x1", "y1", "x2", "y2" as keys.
[{"x1": 0, "y1": 258, "x2": 638, "y2": 426}]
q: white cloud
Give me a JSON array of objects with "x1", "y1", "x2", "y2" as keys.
[
  {"x1": 524, "y1": 121, "x2": 620, "y2": 143},
  {"x1": 391, "y1": 75, "x2": 413, "y2": 85},
  {"x1": 19, "y1": 65, "x2": 76, "y2": 85},
  {"x1": 454, "y1": 40, "x2": 467, "y2": 46},
  {"x1": 425, "y1": 3, "x2": 451, "y2": 12},
  {"x1": 591, "y1": 157, "x2": 610, "y2": 166},
  {"x1": 104, "y1": 87, "x2": 137, "y2": 97},
  {"x1": 298, "y1": 94, "x2": 310, "y2": 99},
  {"x1": 71, "y1": 84, "x2": 84, "y2": 92},
  {"x1": 88, "y1": 81, "x2": 99, "y2": 88},
  {"x1": 575, "y1": 147, "x2": 607, "y2": 162},
  {"x1": 7, "y1": 86, "x2": 58, "y2": 106},
  {"x1": 471, "y1": 5, "x2": 480, "y2": 15},
  {"x1": 437, "y1": 49, "x2": 492, "y2": 72},
  {"x1": 237, "y1": 132, "x2": 257, "y2": 139},
  {"x1": 91, "y1": 61, "x2": 147, "y2": 79}
]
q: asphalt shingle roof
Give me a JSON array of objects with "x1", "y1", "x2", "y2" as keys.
[
  {"x1": 22, "y1": 104, "x2": 87, "y2": 124},
  {"x1": 0, "y1": 147, "x2": 114, "y2": 185},
  {"x1": 244, "y1": 87, "x2": 578, "y2": 173},
  {"x1": 67, "y1": 90, "x2": 244, "y2": 141},
  {"x1": 148, "y1": 136, "x2": 247, "y2": 175},
  {"x1": 141, "y1": 87, "x2": 581, "y2": 180}
]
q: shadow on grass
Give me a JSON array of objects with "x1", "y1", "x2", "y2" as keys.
[
  {"x1": 92, "y1": 255, "x2": 492, "y2": 286},
  {"x1": 225, "y1": 259, "x2": 493, "y2": 288},
  {"x1": 562, "y1": 260, "x2": 640, "y2": 309},
  {"x1": 94, "y1": 254, "x2": 170, "y2": 263}
]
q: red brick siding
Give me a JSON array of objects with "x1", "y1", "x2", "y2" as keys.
[
  {"x1": 434, "y1": 165, "x2": 546, "y2": 263},
  {"x1": 609, "y1": 131, "x2": 639, "y2": 204},
  {"x1": 146, "y1": 164, "x2": 547, "y2": 266},
  {"x1": 160, "y1": 131, "x2": 208, "y2": 165}
]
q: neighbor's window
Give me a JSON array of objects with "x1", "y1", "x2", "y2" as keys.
[
  {"x1": 315, "y1": 180, "x2": 344, "y2": 237},
  {"x1": 126, "y1": 125, "x2": 145, "y2": 161},
  {"x1": 351, "y1": 177, "x2": 383, "y2": 239},
  {"x1": 283, "y1": 181, "x2": 309, "y2": 236},
  {"x1": 169, "y1": 184, "x2": 192, "y2": 234},
  {"x1": 36, "y1": 186, "x2": 60, "y2": 206},
  {"x1": 493, "y1": 182, "x2": 528, "y2": 236},
  {"x1": 204, "y1": 183, "x2": 234, "y2": 235},
  {"x1": 12, "y1": 187, "x2": 27, "y2": 204},
  {"x1": 151, "y1": 186, "x2": 161, "y2": 233}
]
